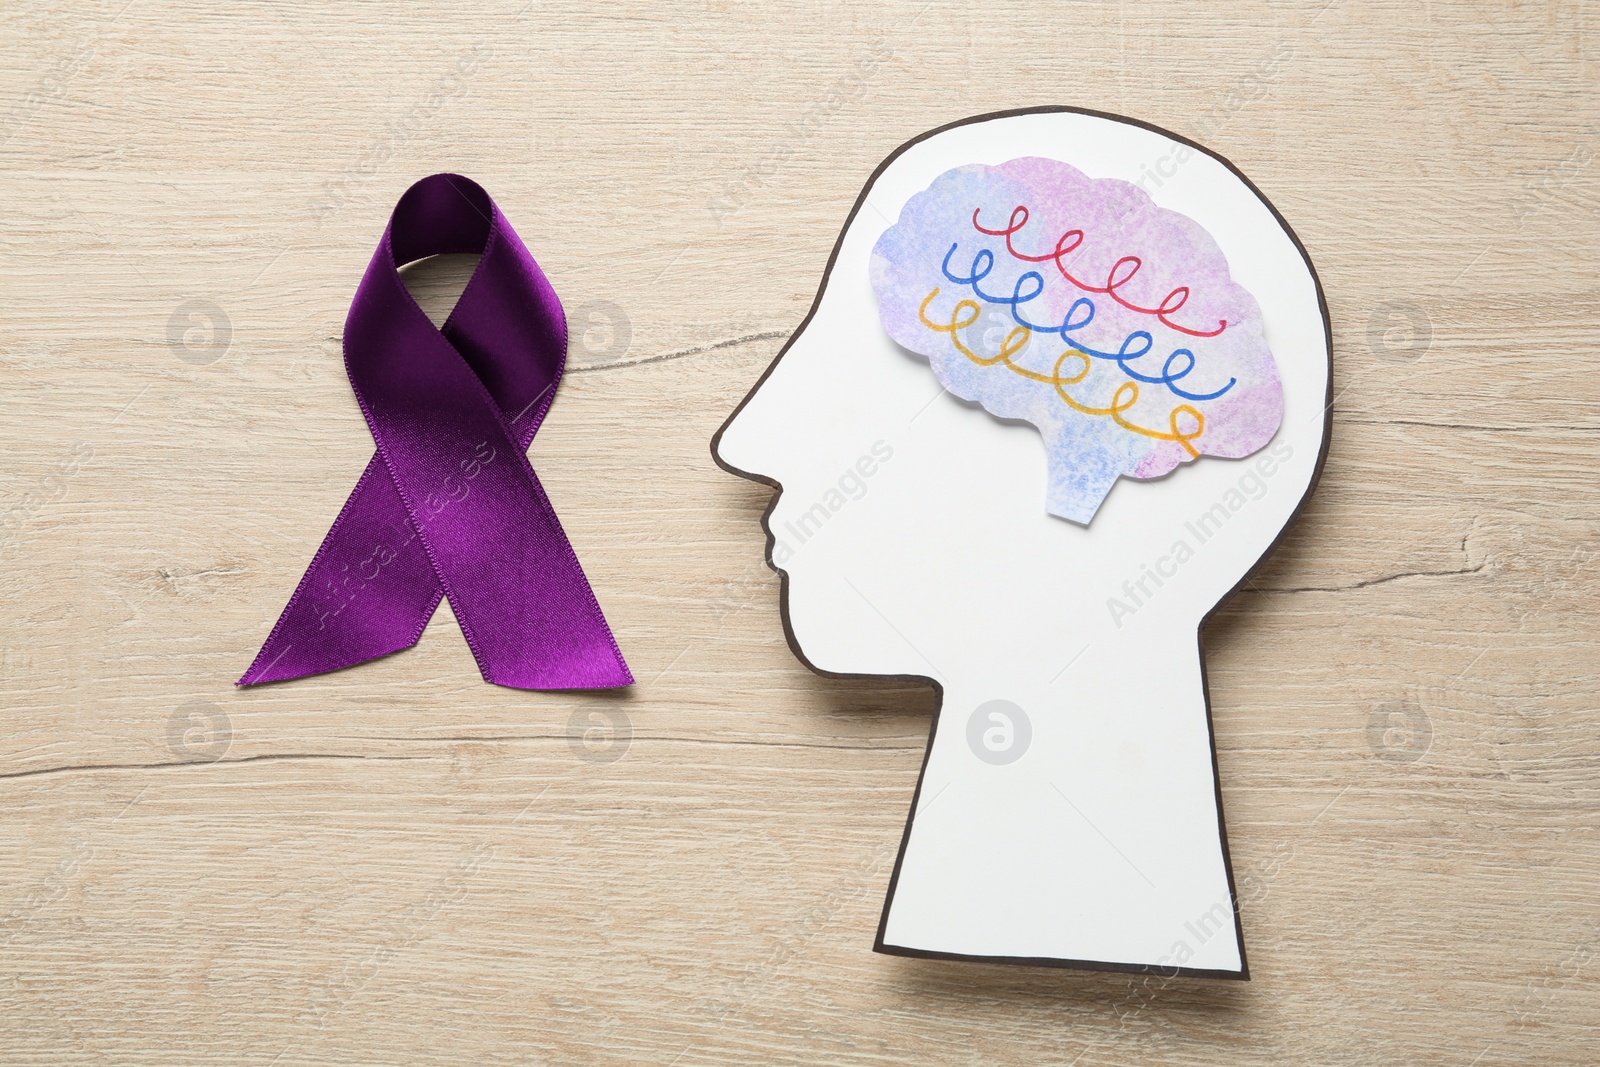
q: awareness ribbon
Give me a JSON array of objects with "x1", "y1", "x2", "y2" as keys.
[{"x1": 240, "y1": 174, "x2": 632, "y2": 689}]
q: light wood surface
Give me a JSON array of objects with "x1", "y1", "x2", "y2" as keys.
[{"x1": 2, "y1": 1, "x2": 1596, "y2": 1064}]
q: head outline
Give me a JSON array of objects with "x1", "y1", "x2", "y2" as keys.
[{"x1": 711, "y1": 106, "x2": 1332, "y2": 976}]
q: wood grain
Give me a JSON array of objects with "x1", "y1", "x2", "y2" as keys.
[{"x1": 1, "y1": 1, "x2": 1596, "y2": 1063}]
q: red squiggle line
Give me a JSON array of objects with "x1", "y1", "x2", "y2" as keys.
[{"x1": 972, "y1": 206, "x2": 1228, "y2": 339}]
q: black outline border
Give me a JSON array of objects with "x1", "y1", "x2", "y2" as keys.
[{"x1": 709, "y1": 106, "x2": 1334, "y2": 980}]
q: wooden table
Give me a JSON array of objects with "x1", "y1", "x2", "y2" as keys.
[{"x1": 2, "y1": 1, "x2": 1595, "y2": 1063}]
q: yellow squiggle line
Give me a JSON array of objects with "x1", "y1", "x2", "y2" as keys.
[{"x1": 918, "y1": 288, "x2": 1203, "y2": 457}]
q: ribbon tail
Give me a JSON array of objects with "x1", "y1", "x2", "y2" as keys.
[
  {"x1": 457, "y1": 460, "x2": 635, "y2": 691},
  {"x1": 238, "y1": 456, "x2": 443, "y2": 685}
]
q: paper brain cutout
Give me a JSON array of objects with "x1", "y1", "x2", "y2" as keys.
[{"x1": 871, "y1": 156, "x2": 1284, "y2": 523}]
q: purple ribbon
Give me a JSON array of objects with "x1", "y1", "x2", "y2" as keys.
[{"x1": 240, "y1": 174, "x2": 632, "y2": 690}]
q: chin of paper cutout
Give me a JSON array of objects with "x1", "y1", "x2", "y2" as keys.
[{"x1": 871, "y1": 156, "x2": 1285, "y2": 523}]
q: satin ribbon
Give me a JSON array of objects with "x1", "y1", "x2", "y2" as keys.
[{"x1": 240, "y1": 174, "x2": 632, "y2": 689}]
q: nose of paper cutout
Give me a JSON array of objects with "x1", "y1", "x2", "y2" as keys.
[{"x1": 870, "y1": 157, "x2": 1284, "y2": 524}]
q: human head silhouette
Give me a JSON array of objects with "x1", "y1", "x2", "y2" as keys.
[{"x1": 713, "y1": 109, "x2": 1330, "y2": 976}]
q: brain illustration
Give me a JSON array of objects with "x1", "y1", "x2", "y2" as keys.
[{"x1": 870, "y1": 156, "x2": 1284, "y2": 523}]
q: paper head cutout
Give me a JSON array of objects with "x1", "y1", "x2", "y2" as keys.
[
  {"x1": 871, "y1": 157, "x2": 1284, "y2": 523},
  {"x1": 714, "y1": 109, "x2": 1331, "y2": 977}
]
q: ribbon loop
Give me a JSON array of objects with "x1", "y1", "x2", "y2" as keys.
[{"x1": 241, "y1": 174, "x2": 632, "y2": 690}]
